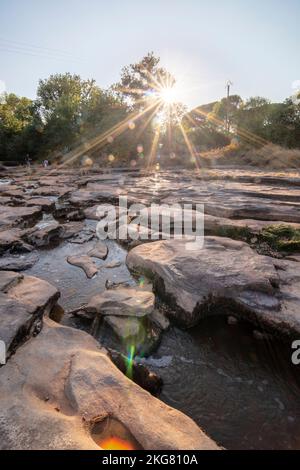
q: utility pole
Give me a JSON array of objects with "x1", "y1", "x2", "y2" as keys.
[{"x1": 225, "y1": 80, "x2": 233, "y2": 132}]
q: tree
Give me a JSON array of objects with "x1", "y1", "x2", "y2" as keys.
[
  {"x1": 36, "y1": 73, "x2": 102, "y2": 154},
  {"x1": 0, "y1": 93, "x2": 39, "y2": 162},
  {"x1": 212, "y1": 95, "x2": 243, "y2": 131},
  {"x1": 114, "y1": 52, "x2": 175, "y2": 110}
]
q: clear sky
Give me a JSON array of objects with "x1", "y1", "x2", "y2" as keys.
[{"x1": 1, "y1": 0, "x2": 299, "y2": 109}]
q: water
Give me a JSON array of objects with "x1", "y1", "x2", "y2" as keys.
[
  {"x1": 24, "y1": 226, "x2": 300, "y2": 450},
  {"x1": 25, "y1": 238, "x2": 134, "y2": 312},
  {"x1": 142, "y1": 318, "x2": 300, "y2": 449}
]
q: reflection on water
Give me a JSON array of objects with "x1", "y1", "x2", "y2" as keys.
[{"x1": 142, "y1": 317, "x2": 300, "y2": 450}]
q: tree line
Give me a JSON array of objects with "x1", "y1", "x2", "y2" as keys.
[{"x1": 0, "y1": 52, "x2": 299, "y2": 165}]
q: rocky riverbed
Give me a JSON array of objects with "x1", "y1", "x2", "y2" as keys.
[{"x1": 0, "y1": 165, "x2": 300, "y2": 450}]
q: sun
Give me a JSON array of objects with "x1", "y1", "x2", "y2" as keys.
[{"x1": 159, "y1": 86, "x2": 178, "y2": 104}]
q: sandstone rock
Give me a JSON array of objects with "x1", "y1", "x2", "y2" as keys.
[
  {"x1": 26, "y1": 221, "x2": 62, "y2": 247},
  {"x1": 149, "y1": 309, "x2": 170, "y2": 331},
  {"x1": 0, "y1": 294, "x2": 33, "y2": 356},
  {"x1": 60, "y1": 222, "x2": 85, "y2": 239},
  {"x1": 87, "y1": 241, "x2": 108, "y2": 260},
  {"x1": 0, "y1": 228, "x2": 26, "y2": 253},
  {"x1": 0, "y1": 272, "x2": 59, "y2": 357},
  {"x1": 0, "y1": 205, "x2": 42, "y2": 230},
  {"x1": 68, "y1": 227, "x2": 95, "y2": 244},
  {"x1": 107, "y1": 348, "x2": 163, "y2": 396},
  {"x1": 104, "y1": 315, "x2": 141, "y2": 339},
  {"x1": 0, "y1": 271, "x2": 23, "y2": 293},
  {"x1": 104, "y1": 261, "x2": 122, "y2": 269},
  {"x1": 67, "y1": 255, "x2": 98, "y2": 279},
  {"x1": 66, "y1": 209, "x2": 85, "y2": 221},
  {"x1": 0, "y1": 252, "x2": 39, "y2": 271},
  {"x1": 7, "y1": 275, "x2": 60, "y2": 315},
  {"x1": 126, "y1": 237, "x2": 280, "y2": 328},
  {"x1": 86, "y1": 287, "x2": 155, "y2": 317},
  {"x1": 24, "y1": 197, "x2": 55, "y2": 210},
  {"x1": 0, "y1": 320, "x2": 219, "y2": 450}
]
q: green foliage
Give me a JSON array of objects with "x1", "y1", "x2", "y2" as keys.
[
  {"x1": 259, "y1": 224, "x2": 300, "y2": 252},
  {"x1": 1, "y1": 55, "x2": 300, "y2": 165}
]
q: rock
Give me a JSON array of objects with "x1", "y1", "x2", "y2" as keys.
[
  {"x1": 30, "y1": 185, "x2": 73, "y2": 198},
  {"x1": 86, "y1": 287, "x2": 155, "y2": 317},
  {"x1": 67, "y1": 255, "x2": 98, "y2": 279},
  {"x1": 87, "y1": 241, "x2": 108, "y2": 260},
  {"x1": 68, "y1": 227, "x2": 95, "y2": 244},
  {"x1": 0, "y1": 272, "x2": 59, "y2": 357},
  {"x1": 269, "y1": 258, "x2": 300, "y2": 336},
  {"x1": 60, "y1": 222, "x2": 85, "y2": 239},
  {"x1": 0, "y1": 252, "x2": 39, "y2": 271},
  {"x1": 26, "y1": 221, "x2": 62, "y2": 247},
  {"x1": 24, "y1": 197, "x2": 55, "y2": 211},
  {"x1": 253, "y1": 330, "x2": 267, "y2": 340},
  {"x1": 0, "y1": 271, "x2": 23, "y2": 293},
  {"x1": 0, "y1": 205, "x2": 42, "y2": 230},
  {"x1": 0, "y1": 228, "x2": 26, "y2": 253},
  {"x1": 104, "y1": 315, "x2": 141, "y2": 339},
  {"x1": 105, "y1": 279, "x2": 133, "y2": 290},
  {"x1": 0, "y1": 294, "x2": 34, "y2": 357},
  {"x1": 7, "y1": 274, "x2": 60, "y2": 315},
  {"x1": 227, "y1": 315, "x2": 238, "y2": 326},
  {"x1": 126, "y1": 236, "x2": 280, "y2": 329},
  {"x1": 0, "y1": 320, "x2": 219, "y2": 450},
  {"x1": 104, "y1": 261, "x2": 122, "y2": 269},
  {"x1": 149, "y1": 309, "x2": 170, "y2": 331},
  {"x1": 107, "y1": 348, "x2": 163, "y2": 396},
  {"x1": 66, "y1": 210, "x2": 85, "y2": 222}
]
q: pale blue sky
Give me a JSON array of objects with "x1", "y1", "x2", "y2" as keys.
[{"x1": 1, "y1": 0, "x2": 299, "y2": 108}]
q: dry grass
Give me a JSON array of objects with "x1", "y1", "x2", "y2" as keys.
[{"x1": 199, "y1": 143, "x2": 300, "y2": 169}]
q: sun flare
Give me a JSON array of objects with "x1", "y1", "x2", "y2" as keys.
[{"x1": 159, "y1": 86, "x2": 178, "y2": 104}]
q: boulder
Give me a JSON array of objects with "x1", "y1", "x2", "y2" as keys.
[
  {"x1": 0, "y1": 320, "x2": 219, "y2": 450},
  {"x1": 126, "y1": 237, "x2": 280, "y2": 328}
]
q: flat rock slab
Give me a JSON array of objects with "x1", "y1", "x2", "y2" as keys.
[
  {"x1": 87, "y1": 241, "x2": 108, "y2": 260},
  {"x1": 0, "y1": 294, "x2": 33, "y2": 354},
  {"x1": 0, "y1": 272, "x2": 59, "y2": 357},
  {"x1": 86, "y1": 287, "x2": 155, "y2": 317},
  {"x1": 68, "y1": 227, "x2": 95, "y2": 244},
  {"x1": 7, "y1": 275, "x2": 59, "y2": 315},
  {"x1": 26, "y1": 222, "x2": 62, "y2": 247},
  {"x1": 60, "y1": 222, "x2": 85, "y2": 239},
  {"x1": 0, "y1": 271, "x2": 23, "y2": 293},
  {"x1": 0, "y1": 252, "x2": 39, "y2": 271},
  {"x1": 0, "y1": 319, "x2": 219, "y2": 450},
  {"x1": 67, "y1": 255, "x2": 98, "y2": 279},
  {"x1": 0, "y1": 205, "x2": 42, "y2": 230},
  {"x1": 127, "y1": 236, "x2": 280, "y2": 328}
]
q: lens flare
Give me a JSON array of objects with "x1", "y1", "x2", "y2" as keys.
[{"x1": 99, "y1": 437, "x2": 137, "y2": 450}]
